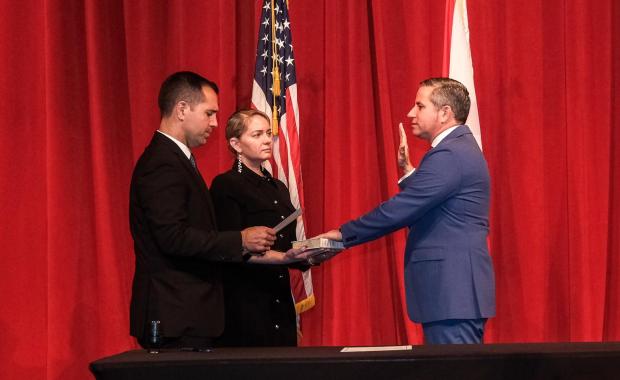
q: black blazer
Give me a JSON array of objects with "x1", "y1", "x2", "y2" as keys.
[
  {"x1": 129, "y1": 132, "x2": 243, "y2": 342},
  {"x1": 210, "y1": 163, "x2": 299, "y2": 346}
]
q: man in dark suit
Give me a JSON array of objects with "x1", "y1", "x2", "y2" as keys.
[
  {"x1": 129, "y1": 71, "x2": 293, "y2": 349},
  {"x1": 320, "y1": 78, "x2": 495, "y2": 344}
]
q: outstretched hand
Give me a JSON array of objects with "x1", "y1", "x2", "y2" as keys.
[
  {"x1": 305, "y1": 249, "x2": 341, "y2": 266},
  {"x1": 283, "y1": 246, "x2": 312, "y2": 261},
  {"x1": 282, "y1": 246, "x2": 340, "y2": 265},
  {"x1": 303, "y1": 230, "x2": 344, "y2": 265},
  {"x1": 248, "y1": 247, "x2": 318, "y2": 265},
  {"x1": 398, "y1": 123, "x2": 414, "y2": 173},
  {"x1": 313, "y1": 229, "x2": 342, "y2": 241}
]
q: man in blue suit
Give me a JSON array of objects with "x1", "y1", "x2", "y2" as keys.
[{"x1": 320, "y1": 78, "x2": 495, "y2": 344}]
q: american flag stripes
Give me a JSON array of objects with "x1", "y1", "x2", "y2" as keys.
[{"x1": 251, "y1": 0, "x2": 315, "y2": 314}]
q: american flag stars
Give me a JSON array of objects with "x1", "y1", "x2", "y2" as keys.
[{"x1": 254, "y1": 0, "x2": 297, "y2": 114}]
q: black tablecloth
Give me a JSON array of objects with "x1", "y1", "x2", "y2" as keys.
[{"x1": 90, "y1": 342, "x2": 620, "y2": 380}]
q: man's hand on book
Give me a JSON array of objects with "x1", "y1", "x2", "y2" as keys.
[{"x1": 313, "y1": 229, "x2": 342, "y2": 241}]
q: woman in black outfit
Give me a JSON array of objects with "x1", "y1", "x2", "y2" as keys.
[{"x1": 210, "y1": 109, "x2": 305, "y2": 347}]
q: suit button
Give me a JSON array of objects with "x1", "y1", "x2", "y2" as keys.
[
  {"x1": 274, "y1": 324, "x2": 280, "y2": 330},
  {"x1": 281, "y1": 215, "x2": 285, "y2": 219},
  {"x1": 274, "y1": 200, "x2": 278, "y2": 204},
  {"x1": 275, "y1": 298, "x2": 280, "y2": 304},
  {"x1": 278, "y1": 274, "x2": 284, "y2": 279},
  {"x1": 279, "y1": 234, "x2": 284, "y2": 238}
]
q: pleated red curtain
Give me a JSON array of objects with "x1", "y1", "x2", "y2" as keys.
[{"x1": 0, "y1": 1, "x2": 618, "y2": 379}]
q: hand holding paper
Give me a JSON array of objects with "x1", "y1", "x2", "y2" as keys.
[{"x1": 241, "y1": 226, "x2": 276, "y2": 252}]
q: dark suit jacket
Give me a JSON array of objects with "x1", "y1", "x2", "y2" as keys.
[
  {"x1": 210, "y1": 163, "x2": 298, "y2": 346},
  {"x1": 341, "y1": 126, "x2": 496, "y2": 323},
  {"x1": 129, "y1": 132, "x2": 243, "y2": 342}
]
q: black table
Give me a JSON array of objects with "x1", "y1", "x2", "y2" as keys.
[{"x1": 90, "y1": 342, "x2": 620, "y2": 380}]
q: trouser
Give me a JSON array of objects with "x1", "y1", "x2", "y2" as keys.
[{"x1": 422, "y1": 318, "x2": 487, "y2": 344}]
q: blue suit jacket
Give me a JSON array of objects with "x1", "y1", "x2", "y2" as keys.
[{"x1": 341, "y1": 125, "x2": 495, "y2": 323}]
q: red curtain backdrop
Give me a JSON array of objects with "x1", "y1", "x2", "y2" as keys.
[{"x1": 0, "y1": 0, "x2": 618, "y2": 379}]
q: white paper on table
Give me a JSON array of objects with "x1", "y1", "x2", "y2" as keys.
[{"x1": 340, "y1": 345, "x2": 413, "y2": 353}]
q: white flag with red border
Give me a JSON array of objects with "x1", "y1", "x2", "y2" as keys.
[{"x1": 443, "y1": 0, "x2": 482, "y2": 149}]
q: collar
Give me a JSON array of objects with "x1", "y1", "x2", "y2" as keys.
[
  {"x1": 232, "y1": 161, "x2": 276, "y2": 187},
  {"x1": 157, "y1": 130, "x2": 192, "y2": 159},
  {"x1": 431, "y1": 125, "x2": 460, "y2": 147}
]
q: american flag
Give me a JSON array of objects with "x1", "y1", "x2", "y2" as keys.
[{"x1": 251, "y1": 0, "x2": 315, "y2": 314}]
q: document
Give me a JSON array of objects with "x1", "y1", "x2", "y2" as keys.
[
  {"x1": 273, "y1": 208, "x2": 302, "y2": 233},
  {"x1": 340, "y1": 346, "x2": 413, "y2": 352}
]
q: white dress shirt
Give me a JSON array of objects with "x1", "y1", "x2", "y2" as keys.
[{"x1": 157, "y1": 130, "x2": 192, "y2": 159}]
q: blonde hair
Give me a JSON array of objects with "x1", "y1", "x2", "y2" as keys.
[{"x1": 225, "y1": 109, "x2": 271, "y2": 154}]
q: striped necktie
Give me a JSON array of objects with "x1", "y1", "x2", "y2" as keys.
[{"x1": 189, "y1": 154, "x2": 198, "y2": 172}]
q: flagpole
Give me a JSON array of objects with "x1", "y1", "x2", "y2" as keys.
[
  {"x1": 271, "y1": 0, "x2": 280, "y2": 135},
  {"x1": 252, "y1": 0, "x2": 314, "y2": 317}
]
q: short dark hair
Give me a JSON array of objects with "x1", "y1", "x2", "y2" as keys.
[
  {"x1": 158, "y1": 71, "x2": 219, "y2": 118},
  {"x1": 225, "y1": 109, "x2": 271, "y2": 154},
  {"x1": 420, "y1": 78, "x2": 471, "y2": 124}
]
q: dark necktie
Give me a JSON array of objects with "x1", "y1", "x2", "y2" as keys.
[{"x1": 189, "y1": 154, "x2": 198, "y2": 172}]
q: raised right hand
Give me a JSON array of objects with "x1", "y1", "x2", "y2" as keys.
[{"x1": 398, "y1": 123, "x2": 414, "y2": 173}]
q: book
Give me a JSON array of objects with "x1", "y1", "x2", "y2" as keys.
[{"x1": 292, "y1": 238, "x2": 344, "y2": 251}]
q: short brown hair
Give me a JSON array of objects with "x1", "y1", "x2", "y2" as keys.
[
  {"x1": 158, "y1": 71, "x2": 219, "y2": 118},
  {"x1": 225, "y1": 109, "x2": 271, "y2": 154},
  {"x1": 420, "y1": 78, "x2": 471, "y2": 124}
]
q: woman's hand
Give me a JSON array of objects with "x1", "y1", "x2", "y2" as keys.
[
  {"x1": 305, "y1": 249, "x2": 341, "y2": 266},
  {"x1": 249, "y1": 247, "x2": 311, "y2": 264},
  {"x1": 283, "y1": 246, "x2": 311, "y2": 262}
]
